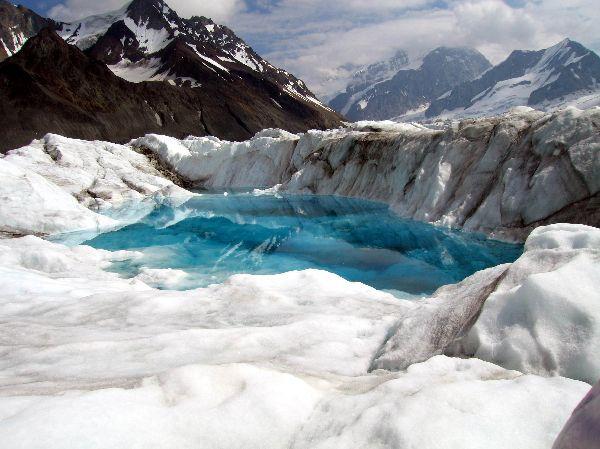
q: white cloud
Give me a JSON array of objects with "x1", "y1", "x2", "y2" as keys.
[
  {"x1": 49, "y1": 0, "x2": 243, "y2": 22},
  {"x1": 46, "y1": 0, "x2": 600, "y2": 98},
  {"x1": 227, "y1": 0, "x2": 600, "y2": 97}
]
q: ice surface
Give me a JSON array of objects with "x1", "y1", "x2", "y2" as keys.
[
  {"x1": 451, "y1": 224, "x2": 600, "y2": 383},
  {"x1": 136, "y1": 107, "x2": 600, "y2": 241},
  {"x1": 0, "y1": 356, "x2": 588, "y2": 449},
  {"x1": 0, "y1": 116, "x2": 598, "y2": 447},
  {"x1": 0, "y1": 234, "x2": 591, "y2": 448},
  {"x1": 0, "y1": 134, "x2": 193, "y2": 236}
]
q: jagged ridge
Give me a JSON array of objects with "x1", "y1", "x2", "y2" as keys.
[{"x1": 0, "y1": 28, "x2": 342, "y2": 153}]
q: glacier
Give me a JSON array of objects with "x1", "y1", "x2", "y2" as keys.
[
  {"x1": 135, "y1": 107, "x2": 600, "y2": 241},
  {"x1": 0, "y1": 106, "x2": 599, "y2": 448},
  {"x1": 0, "y1": 233, "x2": 594, "y2": 448}
]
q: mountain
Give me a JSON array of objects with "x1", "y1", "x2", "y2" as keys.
[
  {"x1": 0, "y1": 0, "x2": 54, "y2": 61},
  {"x1": 329, "y1": 47, "x2": 491, "y2": 121},
  {"x1": 54, "y1": 0, "x2": 321, "y2": 105},
  {"x1": 426, "y1": 39, "x2": 600, "y2": 118},
  {"x1": 0, "y1": 0, "x2": 342, "y2": 153},
  {"x1": 0, "y1": 27, "x2": 342, "y2": 153}
]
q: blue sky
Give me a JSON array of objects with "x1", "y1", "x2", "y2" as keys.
[{"x1": 17, "y1": 0, "x2": 600, "y2": 96}]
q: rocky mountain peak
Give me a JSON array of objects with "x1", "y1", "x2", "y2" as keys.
[
  {"x1": 426, "y1": 38, "x2": 600, "y2": 118},
  {"x1": 329, "y1": 46, "x2": 491, "y2": 121},
  {"x1": 124, "y1": 0, "x2": 178, "y2": 31},
  {"x1": 0, "y1": 2, "x2": 342, "y2": 152},
  {"x1": 0, "y1": 0, "x2": 53, "y2": 60}
]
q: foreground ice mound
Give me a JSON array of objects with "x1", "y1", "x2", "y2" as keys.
[
  {"x1": 0, "y1": 134, "x2": 193, "y2": 236},
  {"x1": 456, "y1": 224, "x2": 600, "y2": 383},
  {"x1": 371, "y1": 224, "x2": 600, "y2": 383},
  {"x1": 0, "y1": 226, "x2": 596, "y2": 447},
  {"x1": 0, "y1": 355, "x2": 588, "y2": 449}
]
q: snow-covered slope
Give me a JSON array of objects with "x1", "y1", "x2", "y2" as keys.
[
  {"x1": 427, "y1": 39, "x2": 600, "y2": 119},
  {"x1": 329, "y1": 50, "x2": 411, "y2": 116},
  {"x1": 136, "y1": 107, "x2": 600, "y2": 241},
  {"x1": 0, "y1": 0, "x2": 53, "y2": 60},
  {"x1": 55, "y1": 0, "x2": 323, "y2": 106},
  {"x1": 0, "y1": 115, "x2": 598, "y2": 447},
  {"x1": 329, "y1": 47, "x2": 491, "y2": 121}
]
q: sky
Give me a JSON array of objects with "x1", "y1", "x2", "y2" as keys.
[{"x1": 18, "y1": 0, "x2": 600, "y2": 98}]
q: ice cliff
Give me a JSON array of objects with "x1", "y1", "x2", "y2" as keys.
[{"x1": 136, "y1": 107, "x2": 600, "y2": 241}]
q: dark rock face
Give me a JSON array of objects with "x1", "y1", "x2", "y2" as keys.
[
  {"x1": 426, "y1": 39, "x2": 600, "y2": 117},
  {"x1": 0, "y1": 28, "x2": 342, "y2": 153},
  {"x1": 553, "y1": 381, "x2": 600, "y2": 449},
  {"x1": 56, "y1": 0, "x2": 320, "y2": 103},
  {"x1": 329, "y1": 47, "x2": 491, "y2": 121},
  {"x1": 0, "y1": 0, "x2": 54, "y2": 61}
]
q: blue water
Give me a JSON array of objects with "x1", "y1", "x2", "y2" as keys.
[{"x1": 77, "y1": 193, "x2": 523, "y2": 296}]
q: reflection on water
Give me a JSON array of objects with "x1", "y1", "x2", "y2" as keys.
[{"x1": 72, "y1": 193, "x2": 523, "y2": 296}]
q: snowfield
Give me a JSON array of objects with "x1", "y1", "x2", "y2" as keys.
[
  {"x1": 0, "y1": 230, "x2": 595, "y2": 448},
  {"x1": 0, "y1": 107, "x2": 599, "y2": 448}
]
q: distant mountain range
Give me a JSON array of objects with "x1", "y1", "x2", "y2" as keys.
[
  {"x1": 426, "y1": 39, "x2": 600, "y2": 118},
  {"x1": 329, "y1": 40, "x2": 600, "y2": 121},
  {"x1": 329, "y1": 47, "x2": 492, "y2": 121},
  {"x1": 0, "y1": 0, "x2": 341, "y2": 152}
]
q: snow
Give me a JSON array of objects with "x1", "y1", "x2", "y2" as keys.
[
  {"x1": 196, "y1": 51, "x2": 230, "y2": 73},
  {"x1": 108, "y1": 58, "x2": 162, "y2": 82},
  {"x1": 0, "y1": 125, "x2": 598, "y2": 447},
  {"x1": 434, "y1": 41, "x2": 600, "y2": 119},
  {"x1": 229, "y1": 43, "x2": 262, "y2": 72},
  {"x1": 59, "y1": 4, "x2": 129, "y2": 50},
  {"x1": 283, "y1": 84, "x2": 332, "y2": 111},
  {"x1": 123, "y1": 17, "x2": 172, "y2": 53},
  {"x1": 294, "y1": 356, "x2": 588, "y2": 449},
  {"x1": 0, "y1": 233, "x2": 593, "y2": 448},
  {"x1": 454, "y1": 224, "x2": 600, "y2": 383},
  {"x1": 0, "y1": 134, "x2": 193, "y2": 237}
]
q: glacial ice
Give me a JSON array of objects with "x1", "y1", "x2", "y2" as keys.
[
  {"x1": 0, "y1": 108, "x2": 599, "y2": 447},
  {"x1": 77, "y1": 193, "x2": 522, "y2": 294},
  {"x1": 0, "y1": 234, "x2": 592, "y2": 448},
  {"x1": 453, "y1": 224, "x2": 600, "y2": 383},
  {"x1": 135, "y1": 107, "x2": 600, "y2": 240},
  {"x1": 0, "y1": 134, "x2": 193, "y2": 236},
  {"x1": 373, "y1": 223, "x2": 600, "y2": 383}
]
